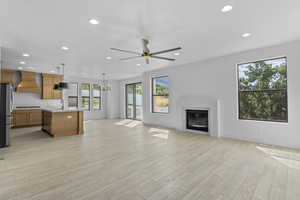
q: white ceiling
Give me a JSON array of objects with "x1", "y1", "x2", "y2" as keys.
[{"x1": 1, "y1": 0, "x2": 300, "y2": 80}]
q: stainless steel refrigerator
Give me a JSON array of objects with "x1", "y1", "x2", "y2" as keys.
[{"x1": 0, "y1": 83, "x2": 14, "y2": 148}]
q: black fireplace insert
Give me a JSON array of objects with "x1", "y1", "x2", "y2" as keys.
[{"x1": 186, "y1": 110, "x2": 209, "y2": 132}]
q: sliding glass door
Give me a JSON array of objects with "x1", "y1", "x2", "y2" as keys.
[{"x1": 126, "y1": 83, "x2": 142, "y2": 120}]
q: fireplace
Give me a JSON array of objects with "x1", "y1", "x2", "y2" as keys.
[{"x1": 186, "y1": 110, "x2": 209, "y2": 132}]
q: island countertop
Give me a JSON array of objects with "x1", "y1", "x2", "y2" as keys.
[
  {"x1": 41, "y1": 108, "x2": 84, "y2": 113},
  {"x1": 42, "y1": 109, "x2": 84, "y2": 136}
]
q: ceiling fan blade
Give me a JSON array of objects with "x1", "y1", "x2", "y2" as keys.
[
  {"x1": 151, "y1": 56, "x2": 175, "y2": 61},
  {"x1": 146, "y1": 58, "x2": 150, "y2": 64},
  {"x1": 150, "y1": 47, "x2": 182, "y2": 56},
  {"x1": 120, "y1": 56, "x2": 142, "y2": 61},
  {"x1": 110, "y1": 48, "x2": 141, "y2": 55}
]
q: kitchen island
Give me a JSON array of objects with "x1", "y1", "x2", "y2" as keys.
[{"x1": 42, "y1": 108, "x2": 84, "y2": 137}]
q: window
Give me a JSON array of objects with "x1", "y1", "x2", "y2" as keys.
[
  {"x1": 92, "y1": 84, "x2": 101, "y2": 110},
  {"x1": 81, "y1": 83, "x2": 90, "y2": 110},
  {"x1": 152, "y1": 76, "x2": 169, "y2": 113},
  {"x1": 238, "y1": 57, "x2": 288, "y2": 122},
  {"x1": 67, "y1": 83, "x2": 78, "y2": 109}
]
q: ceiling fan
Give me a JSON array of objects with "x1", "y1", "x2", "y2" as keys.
[{"x1": 110, "y1": 39, "x2": 182, "y2": 64}]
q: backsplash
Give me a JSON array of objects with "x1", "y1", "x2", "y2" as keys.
[{"x1": 13, "y1": 92, "x2": 61, "y2": 108}]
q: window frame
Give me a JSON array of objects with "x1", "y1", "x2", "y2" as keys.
[
  {"x1": 237, "y1": 56, "x2": 288, "y2": 123},
  {"x1": 80, "y1": 83, "x2": 91, "y2": 111},
  {"x1": 92, "y1": 84, "x2": 101, "y2": 110},
  {"x1": 67, "y1": 82, "x2": 79, "y2": 109},
  {"x1": 151, "y1": 75, "x2": 169, "y2": 114},
  {"x1": 125, "y1": 82, "x2": 142, "y2": 120}
]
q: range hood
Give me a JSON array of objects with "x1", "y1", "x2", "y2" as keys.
[{"x1": 16, "y1": 71, "x2": 41, "y2": 93}]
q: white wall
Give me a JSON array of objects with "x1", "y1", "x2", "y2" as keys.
[
  {"x1": 119, "y1": 40, "x2": 300, "y2": 148},
  {"x1": 106, "y1": 80, "x2": 121, "y2": 119}
]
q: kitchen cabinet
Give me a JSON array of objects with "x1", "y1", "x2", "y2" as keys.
[
  {"x1": 42, "y1": 74, "x2": 63, "y2": 99},
  {"x1": 12, "y1": 109, "x2": 42, "y2": 128},
  {"x1": 13, "y1": 112, "x2": 28, "y2": 127},
  {"x1": 0, "y1": 69, "x2": 16, "y2": 84},
  {"x1": 42, "y1": 109, "x2": 83, "y2": 136}
]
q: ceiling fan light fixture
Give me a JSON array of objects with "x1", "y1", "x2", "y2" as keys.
[
  {"x1": 110, "y1": 38, "x2": 181, "y2": 64},
  {"x1": 174, "y1": 52, "x2": 180, "y2": 56}
]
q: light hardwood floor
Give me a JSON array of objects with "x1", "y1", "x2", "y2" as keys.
[{"x1": 1, "y1": 119, "x2": 300, "y2": 200}]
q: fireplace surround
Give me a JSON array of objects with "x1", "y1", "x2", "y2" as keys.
[
  {"x1": 177, "y1": 95, "x2": 221, "y2": 137},
  {"x1": 186, "y1": 110, "x2": 209, "y2": 132}
]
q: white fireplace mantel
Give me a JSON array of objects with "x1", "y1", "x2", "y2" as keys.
[{"x1": 177, "y1": 95, "x2": 222, "y2": 137}]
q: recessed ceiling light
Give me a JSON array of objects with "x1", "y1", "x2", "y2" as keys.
[
  {"x1": 136, "y1": 63, "x2": 141, "y2": 66},
  {"x1": 242, "y1": 33, "x2": 251, "y2": 38},
  {"x1": 222, "y1": 5, "x2": 233, "y2": 13},
  {"x1": 89, "y1": 18, "x2": 99, "y2": 25},
  {"x1": 61, "y1": 46, "x2": 69, "y2": 50},
  {"x1": 18, "y1": 67, "x2": 23, "y2": 70},
  {"x1": 106, "y1": 56, "x2": 112, "y2": 60},
  {"x1": 27, "y1": 67, "x2": 34, "y2": 70},
  {"x1": 174, "y1": 52, "x2": 180, "y2": 56},
  {"x1": 50, "y1": 70, "x2": 55, "y2": 73},
  {"x1": 22, "y1": 53, "x2": 30, "y2": 57},
  {"x1": 19, "y1": 61, "x2": 26, "y2": 64}
]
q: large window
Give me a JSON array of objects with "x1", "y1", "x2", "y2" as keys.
[
  {"x1": 67, "y1": 83, "x2": 78, "y2": 109},
  {"x1": 152, "y1": 76, "x2": 169, "y2": 113},
  {"x1": 81, "y1": 83, "x2": 90, "y2": 110},
  {"x1": 238, "y1": 57, "x2": 288, "y2": 122},
  {"x1": 92, "y1": 84, "x2": 101, "y2": 110}
]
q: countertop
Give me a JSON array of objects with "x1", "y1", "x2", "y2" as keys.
[
  {"x1": 13, "y1": 107, "x2": 41, "y2": 110},
  {"x1": 41, "y1": 108, "x2": 84, "y2": 113}
]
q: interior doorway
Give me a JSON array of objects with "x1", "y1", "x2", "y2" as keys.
[{"x1": 126, "y1": 83, "x2": 142, "y2": 120}]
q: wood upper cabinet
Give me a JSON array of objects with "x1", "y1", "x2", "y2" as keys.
[
  {"x1": 12, "y1": 109, "x2": 42, "y2": 127},
  {"x1": 52, "y1": 77, "x2": 62, "y2": 99},
  {"x1": 1, "y1": 69, "x2": 16, "y2": 84},
  {"x1": 42, "y1": 74, "x2": 63, "y2": 99}
]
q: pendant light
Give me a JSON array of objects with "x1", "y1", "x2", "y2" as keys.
[{"x1": 100, "y1": 73, "x2": 111, "y2": 91}]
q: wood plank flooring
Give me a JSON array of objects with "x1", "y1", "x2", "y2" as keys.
[{"x1": 0, "y1": 119, "x2": 300, "y2": 200}]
